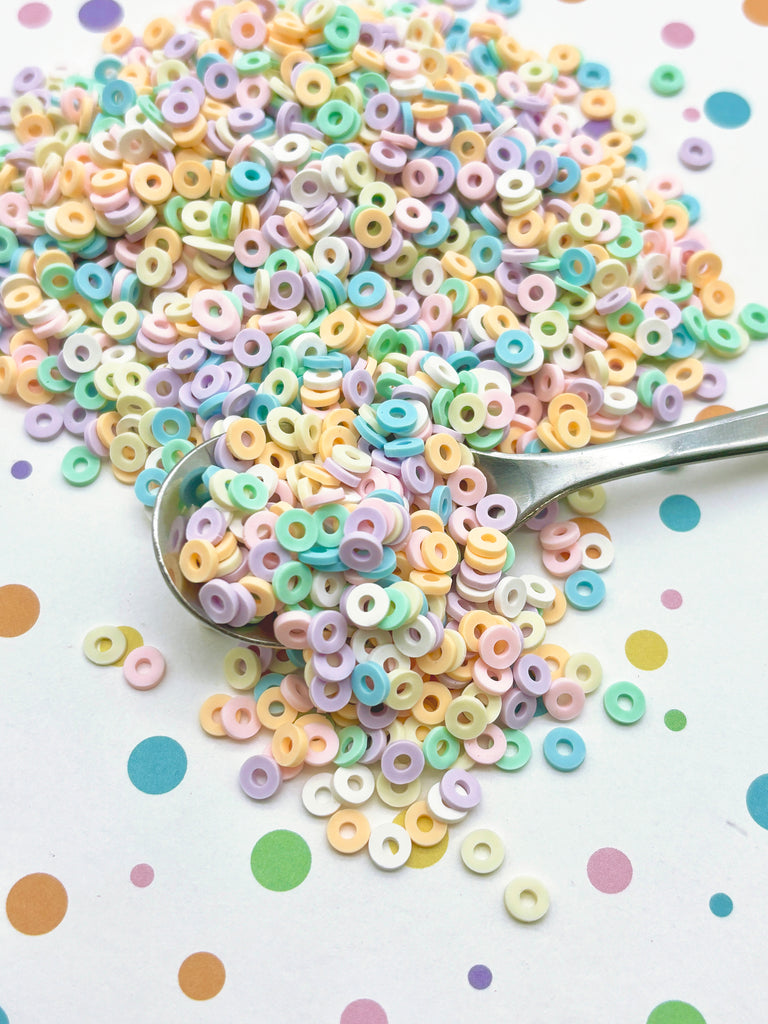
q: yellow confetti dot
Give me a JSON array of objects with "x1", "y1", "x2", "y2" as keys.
[
  {"x1": 625, "y1": 630, "x2": 668, "y2": 671},
  {"x1": 394, "y1": 810, "x2": 449, "y2": 868}
]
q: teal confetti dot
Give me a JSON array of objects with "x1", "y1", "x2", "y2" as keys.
[
  {"x1": 127, "y1": 736, "x2": 187, "y2": 794},
  {"x1": 704, "y1": 91, "x2": 751, "y2": 129},
  {"x1": 709, "y1": 892, "x2": 733, "y2": 917},
  {"x1": 747, "y1": 773, "x2": 768, "y2": 830},
  {"x1": 659, "y1": 494, "x2": 700, "y2": 532},
  {"x1": 0, "y1": 1006, "x2": 8, "y2": 1024}
]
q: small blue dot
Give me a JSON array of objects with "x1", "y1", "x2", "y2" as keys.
[
  {"x1": 709, "y1": 892, "x2": 733, "y2": 917},
  {"x1": 659, "y1": 494, "x2": 700, "y2": 532},
  {"x1": 704, "y1": 91, "x2": 751, "y2": 129},
  {"x1": 127, "y1": 736, "x2": 187, "y2": 795},
  {"x1": 747, "y1": 773, "x2": 768, "y2": 830}
]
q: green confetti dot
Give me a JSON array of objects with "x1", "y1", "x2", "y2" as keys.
[
  {"x1": 250, "y1": 829, "x2": 311, "y2": 891},
  {"x1": 664, "y1": 709, "x2": 687, "y2": 731},
  {"x1": 647, "y1": 1001, "x2": 707, "y2": 1024}
]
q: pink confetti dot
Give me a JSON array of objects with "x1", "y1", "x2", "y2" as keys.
[
  {"x1": 587, "y1": 847, "x2": 633, "y2": 894},
  {"x1": 661, "y1": 21, "x2": 695, "y2": 48},
  {"x1": 341, "y1": 1000, "x2": 389, "y2": 1024},
  {"x1": 661, "y1": 589, "x2": 683, "y2": 609},
  {"x1": 683, "y1": 107, "x2": 700, "y2": 122},
  {"x1": 130, "y1": 863, "x2": 155, "y2": 888},
  {"x1": 17, "y1": 2, "x2": 52, "y2": 27}
]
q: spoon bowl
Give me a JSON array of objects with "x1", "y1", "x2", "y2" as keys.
[{"x1": 152, "y1": 405, "x2": 768, "y2": 647}]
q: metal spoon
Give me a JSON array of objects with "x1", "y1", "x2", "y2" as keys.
[{"x1": 152, "y1": 404, "x2": 768, "y2": 647}]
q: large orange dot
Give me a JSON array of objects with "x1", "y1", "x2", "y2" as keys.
[
  {"x1": 178, "y1": 952, "x2": 226, "y2": 1000},
  {"x1": 0, "y1": 584, "x2": 40, "y2": 637},
  {"x1": 6, "y1": 873, "x2": 68, "y2": 935},
  {"x1": 743, "y1": 0, "x2": 768, "y2": 25}
]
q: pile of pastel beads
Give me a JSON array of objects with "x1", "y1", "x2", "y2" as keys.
[{"x1": 1, "y1": 0, "x2": 766, "y2": 868}]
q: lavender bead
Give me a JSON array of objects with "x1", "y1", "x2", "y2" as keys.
[
  {"x1": 513, "y1": 653, "x2": 552, "y2": 696},
  {"x1": 23, "y1": 403, "x2": 64, "y2": 441},
  {"x1": 307, "y1": 610, "x2": 347, "y2": 654},
  {"x1": 652, "y1": 382, "x2": 684, "y2": 423},
  {"x1": 186, "y1": 506, "x2": 228, "y2": 544},
  {"x1": 309, "y1": 675, "x2": 352, "y2": 713},
  {"x1": 357, "y1": 702, "x2": 398, "y2": 730},
  {"x1": 248, "y1": 540, "x2": 289, "y2": 581},
  {"x1": 500, "y1": 688, "x2": 537, "y2": 729},
  {"x1": 439, "y1": 767, "x2": 481, "y2": 810}
]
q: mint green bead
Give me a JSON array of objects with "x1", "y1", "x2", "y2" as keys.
[
  {"x1": 605, "y1": 218, "x2": 643, "y2": 259},
  {"x1": 682, "y1": 305, "x2": 708, "y2": 342},
  {"x1": 422, "y1": 726, "x2": 460, "y2": 770},
  {"x1": 660, "y1": 280, "x2": 693, "y2": 303},
  {"x1": 354, "y1": 71, "x2": 389, "y2": 99},
  {"x1": 503, "y1": 540, "x2": 516, "y2": 572},
  {"x1": 275, "y1": 509, "x2": 319, "y2": 552},
  {"x1": 465, "y1": 427, "x2": 504, "y2": 451},
  {"x1": 738, "y1": 302, "x2": 768, "y2": 339},
  {"x1": 209, "y1": 201, "x2": 232, "y2": 239},
  {"x1": 227, "y1": 473, "x2": 269, "y2": 513},
  {"x1": 378, "y1": 587, "x2": 411, "y2": 630},
  {"x1": 314, "y1": 504, "x2": 348, "y2": 547},
  {"x1": 325, "y1": 7, "x2": 360, "y2": 50},
  {"x1": 315, "y1": 100, "x2": 361, "y2": 141},
  {"x1": 160, "y1": 439, "x2": 194, "y2": 471},
  {"x1": 495, "y1": 729, "x2": 532, "y2": 771},
  {"x1": 233, "y1": 51, "x2": 272, "y2": 75},
  {"x1": 37, "y1": 356, "x2": 72, "y2": 394},
  {"x1": 636, "y1": 368, "x2": 667, "y2": 407},
  {"x1": 61, "y1": 445, "x2": 101, "y2": 486},
  {"x1": 272, "y1": 561, "x2": 313, "y2": 604},
  {"x1": 334, "y1": 726, "x2": 368, "y2": 766},
  {"x1": 264, "y1": 249, "x2": 301, "y2": 274},
  {"x1": 73, "y1": 371, "x2": 108, "y2": 411},
  {"x1": 456, "y1": 369, "x2": 479, "y2": 395},
  {"x1": 39, "y1": 262, "x2": 75, "y2": 298},
  {"x1": 439, "y1": 277, "x2": 470, "y2": 315},
  {"x1": 0, "y1": 225, "x2": 18, "y2": 264},
  {"x1": 605, "y1": 302, "x2": 643, "y2": 337},
  {"x1": 163, "y1": 195, "x2": 186, "y2": 233},
  {"x1": 431, "y1": 388, "x2": 453, "y2": 427},
  {"x1": 650, "y1": 64, "x2": 684, "y2": 97},
  {"x1": 705, "y1": 319, "x2": 747, "y2": 357}
]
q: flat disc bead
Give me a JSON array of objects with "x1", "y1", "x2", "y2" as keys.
[
  {"x1": 461, "y1": 828, "x2": 505, "y2": 874},
  {"x1": 123, "y1": 645, "x2": 166, "y2": 690},
  {"x1": 83, "y1": 625, "x2": 127, "y2": 666},
  {"x1": 368, "y1": 822, "x2": 412, "y2": 870},
  {"x1": 239, "y1": 754, "x2": 282, "y2": 799},
  {"x1": 301, "y1": 772, "x2": 341, "y2": 817},
  {"x1": 504, "y1": 876, "x2": 550, "y2": 922}
]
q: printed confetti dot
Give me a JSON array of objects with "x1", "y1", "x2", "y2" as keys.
[
  {"x1": 250, "y1": 829, "x2": 311, "y2": 891},
  {"x1": 0, "y1": 1006, "x2": 8, "y2": 1024},
  {"x1": 709, "y1": 892, "x2": 733, "y2": 917},
  {"x1": 664, "y1": 709, "x2": 687, "y2": 732},
  {"x1": 694, "y1": 404, "x2": 734, "y2": 422},
  {"x1": 340, "y1": 999, "x2": 389, "y2": 1024},
  {"x1": 659, "y1": 495, "x2": 700, "y2": 532},
  {"x1": 587, "y1": 847, "x2": 633, "y2": 893},
  {"x1": 11, "y1": 459, "x2": 32, "y2": 478},
  {"x1": 661, "y1": 22, "x2": 695, "y2": 47},
  {"x1": 646, "y1": 1000, "x2": 707, "y2": 1024},
  {"x1": 0, "y1": 584, "x2": 40, "y2": 637},
  {"x1": 130, "y1": 863, "x2": 154, "y2": 888},
  {"x1": 661, "y1": 589, "x2": 682, "y2": 609},
  {"x1": 625, "y1": 630, "x2": 668, "y2": 671},
  {"x1": 127, "y1": 736, "x2": 187, "y2": 795},
  {"x1": 393, "y1": 810, "x2": 449, "y2": 868},
  {"x1": 177, "y1": 952, "x2": 226, "y2": 1001},
  {"x1": 704, "y1": 91, "x2": 751, "y2": 129},
  {"x1": 6, "y1": 872, "x2": 68, "y2": 935},
  {"x1": 114, "y1": 625, "x2": 145, "y2": 667},
  {"x1": 78, "y1": 0, "x2": 123, "y2": 31},
  {"x1": 683, "y1": 108, "x2": 700, "y2": 123},
  {"x1": 17, "y1": 2, "x2": 51, "y2": 27},
  {"x1": 743, "y1": 0, "x2": 768, "y2": 26},
  {"x1": 746, "y1": 774, "x2": 768, "y2": 830},
  {"x1": 468, "y1": 964, "x2": 493, "y2": 989}
]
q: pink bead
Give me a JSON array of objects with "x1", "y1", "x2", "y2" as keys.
[
  {"x1": 517, "y1": 273, "x2": 558, "y2": 313},
  {"x1": 402, "y1": 158, "x2": 439, "y2": 197},
  {"x1": 513, "y1": 392, "x2": 543, "y2": 421},
  {"x1": 478, "y1": 624, "x2": 523, "y2": 669},
  {"x1": 230, "y1": 11, "x2": 267, "y2": 48},
  {"x1": 415, "y1": 117, "x2": 454, "y2": 146},
  {"x1": 420, "y1": 292, "x2": 452, "y2": 331},
  {"x1": 456, "y1": 161, "x2": 496, "y2": 201},
  {"x1": 542, "y1": 544, "x2": 583, "y2": 578},
  {"x1": 123, "y1": 645, "x2": 166, "y2": 690},
  {"x1": 447, "y1": 466, "x2": 487, "y2": 506},
  {"x1": 482, "y1": 389, "x2": 514, "y2": 430},
  {"x1": 447, "y1": 506, "x2": 479, "y2": 545},
  {"x1": 191, "y1": 290, "x2": 242, "y2": 339},
  {"x1": 404, "y1": 529, "x2": 429, "y2": 570},
  {"x1": 221, "y1": 695, "x2": 261, "y2": 739},
  {"x1": 273, "y1": 611, "x2": 311, "y2": 648},
  {"x1": 384, "y1": 48, "x2": 421, "y2": 76},
  {"x1": 302, "y1": 720, "x2": 340, "y2": 766},
  {"x1": 464, "y1": 723, "x2": 507, "y2": 764},
  {"x1": 621, "y1": 404, "x2": 655, "y2": 434},
  {"x1": 534, "y1": 364, "x2": 565, "y2": 402},
  {"x1": 572, "y1": 325, "x2": 608, "y2": 351},
  {"x1": 543, "y1": 677, "x2": 586, "y2": 721},
  {"x1": 471, "y1": 660, "x2": 514, "y2": 696},
  {"x1": 539, "y1": 520, "x2": 580, "y2": 551}
]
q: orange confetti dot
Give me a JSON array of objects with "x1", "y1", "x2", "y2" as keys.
[
  {"x1": 6, "y1": 872, "x2": 68, "y2": 935},
  {"x1": 625, "y1": 630, "x2": 668, "y2": 671},
  {"x1": 0, "y1": 584, "x2": 40, "y2": 637},
  {"x1": 178, "y1": 952, "x2": 226, "y2": 1000},
  {"x1": 743, "y1": 0, "x2": 768, "y2": 26},
  {"x1": 694, "y1": 404, "x2": 734, "y2": 422},
  {"x1": 571, "y1": 516, "x2": 612, "y2": 539}
]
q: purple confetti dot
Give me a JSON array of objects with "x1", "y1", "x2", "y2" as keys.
[
  {"x1": 468, "y1": 964, "x2": 493, "y2": 990},
  {"x1": 78, "y1": 0, "x2": 123, "y2": 31},
  {"x1": 11, "y1": 460, "x2": 32, "y2": 479}
]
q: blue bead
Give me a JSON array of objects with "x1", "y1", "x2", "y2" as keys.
[
  {"x1": 559, "y1": 247, "x2": 596, "y2": 286},
  {"x1": 74, "y1": 262, "x2": 112, "y2": 300},
  {"x1": 383, "y1": 437, "x2": 424, "y2": 459},
  {"x1": 352, "y1": 663, "x2": 391, "y2": 706},
  {"x1": 447, "y1": 351, "x2": 479, "y2": 371},
  {"x1": 470, "y1": 235, "x2": 503, "y2": 272},
  {"x1": 495, "y1": 329, "x2": 535, "y2": 369},
  {"x1": 676, "y1": 193, "x2": 700, "y2": 224},
  {"x1": 564, "y1": 569, "x2": 606, "y2": 610},
  {"x1": 543, "y1": 727, "x2": 586, "y2": 771},
  {"x1": 229, "y1": 162, "x2": 272, "y2": 198},
  {"x1": 347, "y1": 271, "x2": 386, "y2": 308},
  {"x1": 430, "y1": 485, "x2": 452, "y2": 523},
  {"x1": 413, "y1": 212, "x2": 451, "y2": 247},
  {"x1": 151, "y1": 407, "x2": 191, "y2": 445},
  {"x1": 377, "y1": 399, "x2": 419, "y2": 435},
  {"x1": 548, "y1": 156, "x2": 581, "y2": 194},
  {"x1": 353, "y1": 547, "x2": 397, "y2": 581},
  {"x1": 366, "y1": 489, "x2": 407, "y2": 505},
  {"x1": 133, "y1": 466, "x2": 167, "y2": 507},
  {"x1": 354, "y1": 416, "x2": 387, "y2": 448},
  {"x1": 248, "y1": 392, "x2": 280, "y2": 423},
  {"x1": 576, "y1": 61, "x2": 611, "y2": 90},
  {"x1": 625, "y1": 145, "x2": 647, "y2": 170},
  {"x1": 100, "y1": 78, "x2": 136, "y2": 115},
  {"x1": 197, "y1": 393, "x2": 227, "y2": 419}
]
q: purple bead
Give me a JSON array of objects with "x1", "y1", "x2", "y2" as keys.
[
  {"x1": 160, "y1": 91, "x2": 199, "y2": 125},
  {"x1": 312, "y1": 643, "x2": 354, "y2": 683},
  {"x1": 23, "y1": 403, "x2": 64, "y2": 441},
  {"x1": 168, "y1": 338, "x2": 207, "y2": 373},
  {"x1": 239, "y1": 754, "x2": 282, "y2": 799},
  {"x1": 191, "y1": 363, "x2": 228, "y2": 401},
  {"x1": 390, "y1": 293, "x2": 420, "y2": 328},
  {"x1": 232, "y1": 329, "x2": 270, "y2": 368},
  {"x1": 358, "y1": 22, "x2": 384, "y2": 49},
  {"x1": 248, "y1": 540, "x2": 289, "y2": 581},
  {"x1": 696, "y1": 363, "x2": 727, "y2": 401},
  {"x1": 391, "y1": 384, "x2": 432, "y2": 407},
  {"x1": 369, "y1": 450, "x2": 403, "y2": 476},
  {"x1": 228, "y1": 106, "x2": 265, "y2": 134},
  {"x1": 513, "y1": 654, "x2": 551, "y2": 696},
  {"x1": 214, "y1": 434, "x2": 252, "y2": 472},
  {"x1": 652, "y1": 382, "x2": 684, "y2": 423},
  {"x1": 678, "y1": 136, "x2": 714, "y2": 170},
  {"x1": 203, "y1": 61, "x2": 238, "y2": 100},
  {"x1": 309, "y1": 674, "x2": 352, "y2": 713},
  {"x1": 475, "y1": 493, "x2": 518, "y2": 531},
  {"x1": 199, "y1": 579, "x2": 238, "y2": 624},
  {"x1": 439, "y1": 767, "x2": 481, "y2": 810},
  {"x1": 458, "y1": 563, "x2": 501, "y2": 590},
  {"x1": 186, "y1": 506, "x2": 228, "y2": 544},
  {"x1": 500, "y1": 688, "x2": 537, "y2": 729},
  {"x1": 523, "y1": 500, "x2": 560, "y2": 531},
  {"x1": 431, "y1": 155, "x2": 456, "y2": 193},
  {"x1": 342, "y1": 367, "x2": 375, "y2": 407},
  {"x1": 380, "y1": 740, "x2": 425, "y2": 783},
  {"x1": 364, "y1": 91, "x2": 400, "y2": 130},
  {"x1": 357, "y1": 702, "x2": 398, "y2": 729},
  {"x1": 345, "y1": 505, "x2": 389, "y2": 541},
  {"x1": 164, "y1": 33, "x2": 198, "y2": 60},
  {"x1": 400, "y1": 455, "x2": 434, "y2": 495},
  {"x1": 525, "y1": 147, "x2": 557, "y2": 186},
  {"x1": 13, "y1": 66, "x2": 45, "y2": 93},
  {"x1": 222, "y1": 383, "x2": 256, "y2": 417},
  {"x1": 425, "y1": 612, "x2": 445, "y2": 648},
  {"x1": 269, "y1": 270, "x2": 304, "y2": 310},
  {"x1": 307, "y1": 610, "x2": 347, "y2": 654},
  {"x1": 568, "y1": 377, "x2": 604, "y2": 416},
  {"x1": 62, "y1": 399, "x2": 95, "y2": 436},
  {"x1": 358, "y1": 728, "x2": 387, "y2": 764},
  {"x1": 595, "y1": 287, "x2": 632, "y2": 316}
]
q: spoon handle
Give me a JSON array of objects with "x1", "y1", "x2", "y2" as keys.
[{"x1": 477, "y1": 404, "x2": 768, "y2": 524}]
